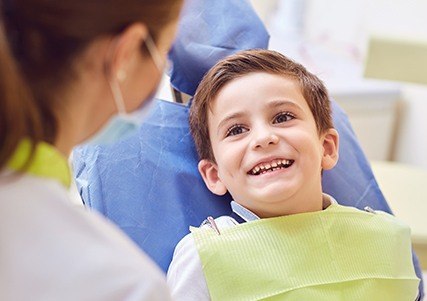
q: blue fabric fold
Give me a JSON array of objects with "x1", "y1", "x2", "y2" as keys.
[
  {"x1": 73, "y1": 100, "x2": 232, "y2": 270},
  {"x1": 168, "y1": 0, "x2": 269, "y2": 95}
]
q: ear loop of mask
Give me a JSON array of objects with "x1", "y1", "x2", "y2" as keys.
[
  {"x1": 144, "y1": 33, "x2": 165, "y2": 72},
  {"x1": 108, "y1": 78, "x2": 126, "y2": 117},
  {"x1": 107, "y1": 33, "x2": 164, "y2": 118}
]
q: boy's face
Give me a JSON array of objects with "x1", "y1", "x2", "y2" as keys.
[{"x1": 198, "y1": 72, "x2": 339, "y2": 218}]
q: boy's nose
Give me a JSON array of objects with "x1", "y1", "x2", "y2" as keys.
[{"x1": 251, "y1": 129, "x2": 279, "y2": 150}]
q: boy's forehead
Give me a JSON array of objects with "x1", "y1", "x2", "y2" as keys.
[
  {"x1": 208, "y1": 73, "x2": 306, "y2": 114},
  {"x1": 215, "y1": 72, "x2": 301, "y2": 99}
]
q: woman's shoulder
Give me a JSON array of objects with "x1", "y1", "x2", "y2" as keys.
[{"x1": 0, "y1": 173, "x2": 171, "y2": 300}]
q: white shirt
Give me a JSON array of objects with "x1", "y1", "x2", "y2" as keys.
[
  {"x1": 0, "y1": 173, "x2": 172, "y2": 301},
  {"x1": 166, "y1": 194, "x2": 337, "y2": 300}
]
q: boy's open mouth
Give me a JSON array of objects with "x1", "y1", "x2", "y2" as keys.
[{"x1": 248, "y1": 159, "x2": 294, "y2": 176}]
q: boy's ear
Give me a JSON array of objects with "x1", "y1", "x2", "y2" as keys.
[
  {"x1": 198, "y1": 159, "x2": 228, "y2": 196},
  {"x1": 321, "y1": 128, "x2": 339, "y2": 170}
]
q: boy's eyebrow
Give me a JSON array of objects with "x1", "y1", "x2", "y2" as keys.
[
  {"x1": 268, "y1": 99, "x2": 303, "y2": 111},
  {"x1": 217, "y1": 112, "x2": 245, "y2": 135}
]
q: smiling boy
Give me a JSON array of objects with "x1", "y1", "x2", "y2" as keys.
[
  {"x1": 167, "y1": 50, "x2": 419, "y2": 300},
  {"x1": 195, "y1": 71, "x2": 338, "y2": 218}
]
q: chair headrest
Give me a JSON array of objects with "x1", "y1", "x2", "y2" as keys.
[{"x1": 168, "y1": 0, "x2": 270, "y2": 96}]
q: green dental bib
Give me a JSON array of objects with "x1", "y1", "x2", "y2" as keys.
[{"x1": 191, "y1": 204, "x2": 419, "y2": 301}]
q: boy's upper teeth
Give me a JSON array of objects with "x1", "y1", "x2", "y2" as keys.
[{"x1": 250, "y1": 159, "x2": 293, "y2": 175}]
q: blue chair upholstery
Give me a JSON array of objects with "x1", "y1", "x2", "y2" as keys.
[
  {"x1": 168, "y1": 0, "x2": 269, "y2": 96},
  {"x1": 72, "y1": 0, "x2": 423, "y2": 298},
  {"x1": 73, "y1": 100, "x2": 232, "y2": 271}
]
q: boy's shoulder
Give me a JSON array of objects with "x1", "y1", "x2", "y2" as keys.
[
  {"x1": 173, "y1": 215, "x2": 239, "y2": 253},
  {"x1": 332, "y1": 203, "x2": 396, "y2": 218},
  {"x1": 199, "y1": 215, "x2": 240, "y2": 231},
  {"x1": 330, "y1": 203, "x2": 411, "y2": 232}
]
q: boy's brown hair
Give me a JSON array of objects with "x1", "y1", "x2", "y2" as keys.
[{"x1": 189, "y1": 49, "x2": 333, "y2": 162}]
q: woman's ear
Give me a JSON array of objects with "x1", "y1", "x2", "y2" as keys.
[
  {"x1": 105, "y1": 23, "x2": 148, "y2": 82},
  {"x1": 321, "y1": 128, "x2": 339, "y2": 170},
  {"x1": 198, "y1": 159, "x2": 228, "y2": 196}
]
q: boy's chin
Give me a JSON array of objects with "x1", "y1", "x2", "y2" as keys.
[
  {"x1": 249, "y1": 190, "x2": 299, "y2": 208},
  {"x1": 252, "y1": 182, "x2": 298, "y2": 199}
]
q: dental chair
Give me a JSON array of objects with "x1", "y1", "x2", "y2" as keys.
[{"x1": 72, "y1": 0, "x2": 424, "y2": 298}]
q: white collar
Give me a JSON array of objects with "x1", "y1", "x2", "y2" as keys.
[{"x1": 231, "y1": 193, "x2": 338, "y2": 222}]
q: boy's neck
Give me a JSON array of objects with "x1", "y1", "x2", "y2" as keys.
[{"x1": 233, "y1": 193, "x2": 334, "y2": 219}]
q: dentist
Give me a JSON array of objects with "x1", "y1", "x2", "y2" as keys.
[{"x1": 0, "y1": 0, "x2": 183, "y2": 300}]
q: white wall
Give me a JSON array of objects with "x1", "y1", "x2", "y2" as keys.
[
  {"x1": 395, "y1": 85, "x2": 427, "y2": 167},
  {"x1": 304, "y1": 0, "x2": 427, "y2": 47},
  {"x1": 304, "y1": 0, "x2": 427, "y2": 169}
]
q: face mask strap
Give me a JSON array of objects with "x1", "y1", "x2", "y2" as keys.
[
  {"x1": 107, "y1": 33, "x2": 163, "y2": 117},
  {"x1": 144, "y1": 34, "x2": 164, "y2": 72},
  {"x1": 108, "y1": 79, "x2": 127, "y2": 116}
]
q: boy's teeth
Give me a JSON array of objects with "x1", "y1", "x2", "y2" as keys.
[{"x1": 250, "y1": 159, "x2": 294, "y2": 175}]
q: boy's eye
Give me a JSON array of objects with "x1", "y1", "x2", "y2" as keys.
[
  {"x1": 226, "y1": 125, "x2": 248, "y2": 137},
  {"x1": 273, "y1": 112, "x2": 295, "y2": 124}
]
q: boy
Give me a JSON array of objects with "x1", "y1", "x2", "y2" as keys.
[{"x1": 167, "y1": 50, "x2": 419, "y2": 300}]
